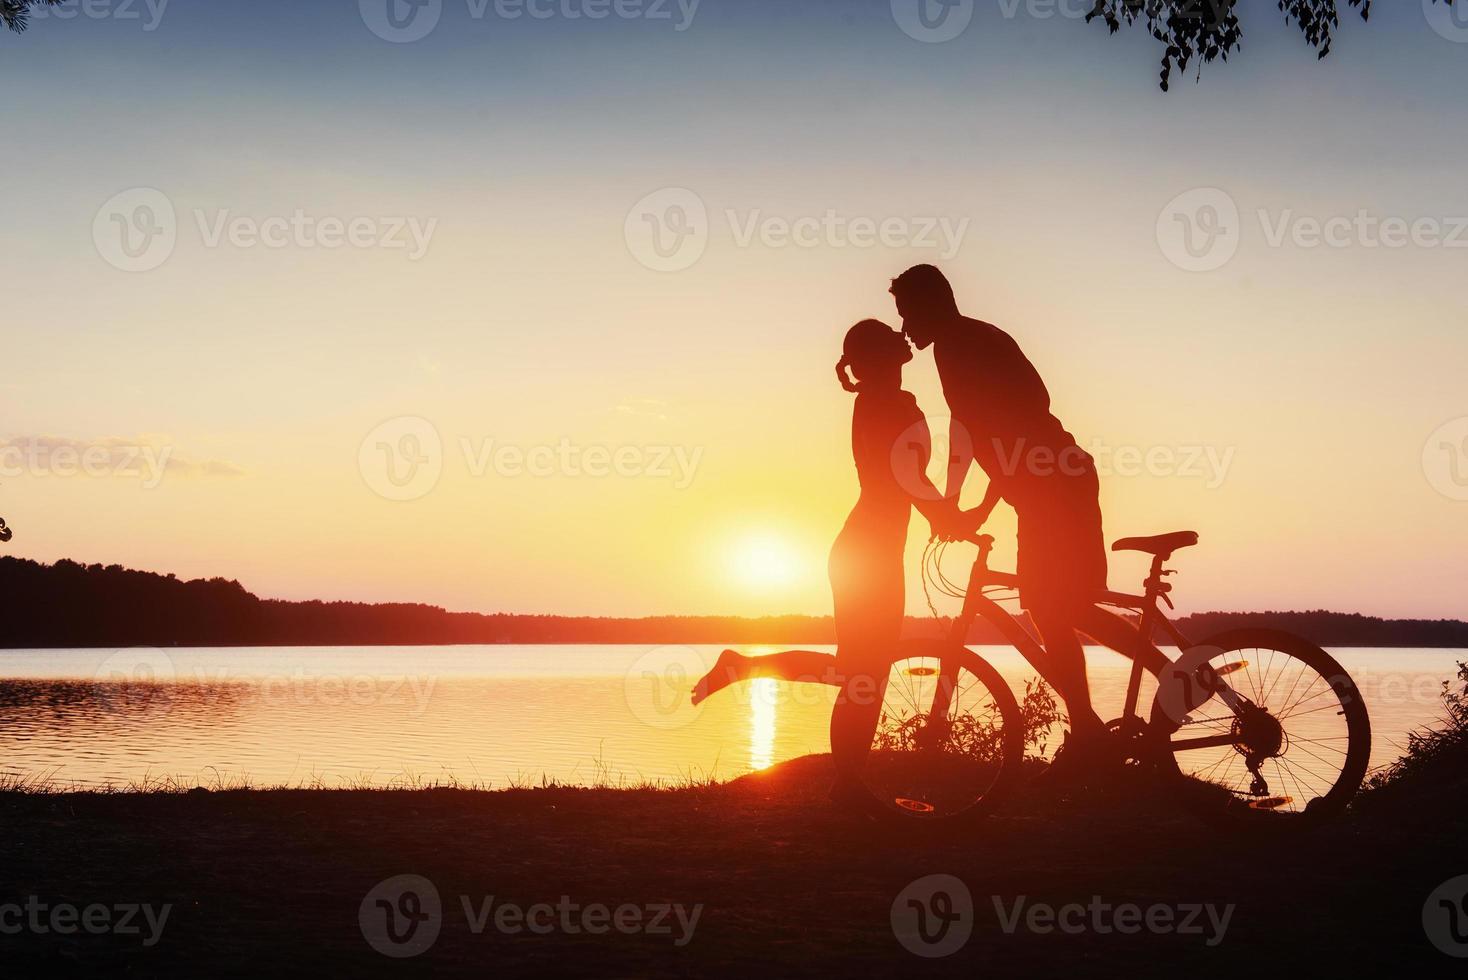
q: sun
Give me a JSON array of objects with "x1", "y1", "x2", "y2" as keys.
[{"x1": 730, "y1": 535, "x2": 801, "y2": 590}]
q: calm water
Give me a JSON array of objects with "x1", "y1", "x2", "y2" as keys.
[{"x1": 0, "y1": 646, "x2": 1460, "y2": 789}]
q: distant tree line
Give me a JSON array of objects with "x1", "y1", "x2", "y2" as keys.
[{"x1": 1, "y1": 556, "x2": 1464, "y2": 649}]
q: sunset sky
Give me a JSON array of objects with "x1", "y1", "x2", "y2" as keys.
[{"x1": 2, "y1": 1, "x2": 1465, "y2": 619}]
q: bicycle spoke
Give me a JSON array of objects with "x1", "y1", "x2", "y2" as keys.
[
  {"x1": 1290, "y1": 735, "x2": 1349, "y2": 751},
  {"x1": 1280, "y1": 701, "x2": 1350, "y2": 721},
  {"x1": 1273, "y1": 752, "x2": 1331, "y2": 790},
  {"x1": 1273, "y1": 660, "x2": 1311, "y2": 715},
  {"x1": 1278, "y1": 676, "x2": 1329, "y2": 718},
  {"x1": 1277, "y1": 684, "x2": 1336, "y2": 719},
  {"x1": 1276, "y1": 756, "x2": 1325, "y2": 804},
  {"x1": 1288, "y1": 740, "x2": 1347, "y2": 773}
]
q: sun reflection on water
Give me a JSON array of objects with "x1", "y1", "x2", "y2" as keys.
[{"x1": 749, "y1": 678, "x2": 777, "y2": 771}]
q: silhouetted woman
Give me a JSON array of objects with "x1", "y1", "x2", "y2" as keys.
[{"x1": 692, "y1": 320, "x2": 969, "y2": 791}]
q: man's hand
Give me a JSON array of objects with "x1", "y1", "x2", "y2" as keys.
[{"x1": 962, "y1": 501, "x2": 996, "y2": 536}]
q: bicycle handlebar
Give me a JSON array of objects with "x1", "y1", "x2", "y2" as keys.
[{"x1": 963, "y1": 532, "x2": 995, "y2": 556}]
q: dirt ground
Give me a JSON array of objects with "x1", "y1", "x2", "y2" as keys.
[{"x1": 0, "y1": 754, "x2": 1463, "y2": 977}]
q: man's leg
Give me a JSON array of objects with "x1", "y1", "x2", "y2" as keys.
[{"x1": 1029, "y1": 603, "x2": 1106, "y2": 741}]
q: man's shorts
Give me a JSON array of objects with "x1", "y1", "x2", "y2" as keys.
[{"x1": 1011, "y1": 456, "x2": 1107, "y2": 615}]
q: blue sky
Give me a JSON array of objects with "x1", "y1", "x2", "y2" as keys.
[{"x1": 1, "y1": 0, "x2": 1465, "y2": 617}]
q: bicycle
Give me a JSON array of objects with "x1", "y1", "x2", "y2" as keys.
[{"x1": 839, "y1": 530, "x2": 1372, "y2": 829}]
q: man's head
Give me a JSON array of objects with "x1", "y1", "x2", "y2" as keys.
[{"x1": 889, "y1": 264, "x2": 959, "y2": 349}]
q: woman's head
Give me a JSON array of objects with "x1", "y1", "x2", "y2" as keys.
[{"x1": 836, "y1": 319, "x2": 912, "y2": 393}]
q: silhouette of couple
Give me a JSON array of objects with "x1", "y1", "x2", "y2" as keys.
[{"x1": 693, "y1": 265, "x2": 1118, "y2": 795}]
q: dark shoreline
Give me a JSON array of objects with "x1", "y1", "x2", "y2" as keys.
[{"x1": 5, "y1": 556, "x2": 1468, "y2": 649}]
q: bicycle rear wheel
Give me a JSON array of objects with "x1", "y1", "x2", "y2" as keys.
[
  {"x1": 1149, "y1": 629, "x2": 1371, "y2": 828},
  {"x1": 840, "y1": 639, "x2": 1024, "y2": 825}
]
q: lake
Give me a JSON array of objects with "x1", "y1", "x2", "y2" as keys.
[{"x1": 0, "y1": 646, "x2": 1460, "y2": 790}]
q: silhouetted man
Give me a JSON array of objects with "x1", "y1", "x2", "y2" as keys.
[{"x1": 891, "y1": 264, "x2": 1111, "y2": 772}]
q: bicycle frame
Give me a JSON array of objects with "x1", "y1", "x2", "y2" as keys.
[{"x1": 927, "y1": 535, "x2": 1251, "y2": 754}]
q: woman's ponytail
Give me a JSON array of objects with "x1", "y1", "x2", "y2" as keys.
[{"x1": 835, "y1": 357, "x2": 860, "y2": 393}]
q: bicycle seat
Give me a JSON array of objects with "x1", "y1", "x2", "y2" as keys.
[{"x1": 1111, "y1": 530, "x2": 1198, "y2": 558}]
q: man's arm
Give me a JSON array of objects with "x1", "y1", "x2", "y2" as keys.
[
  {"x1": 943, "y1": 413, "x2": 1008, "y2": 539},
  {"x1": 944, "y1": 424, "x2": 973, "y2": 508}
]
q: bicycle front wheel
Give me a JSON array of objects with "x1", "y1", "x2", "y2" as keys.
[
  {"x1": 1149, "y1": 629, "x2": 1371, "y2": 828},
  {"x1": 841, "y1": 639, "x2": 1024, "y2": 825}
]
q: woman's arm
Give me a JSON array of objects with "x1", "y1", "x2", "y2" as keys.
[{"x1": 888, "y1": 409, "x2": 963, "y2": 536}]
